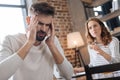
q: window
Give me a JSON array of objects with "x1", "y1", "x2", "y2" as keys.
[
  {"x1": 93, "y1": 0, "x2": 120, "y2": 31},
  {"x1": 93, "y1": 6, "x2": 109, "y2": 30},
  {"x1": 93, "y1": 6, "x2": 102, "y2": 17},
  {"x1": 0, "y1": 0, "x2": 27, "y2": 44},
  {"x1": 0, "y1": 0, "x2": 21, "y2": 5}
]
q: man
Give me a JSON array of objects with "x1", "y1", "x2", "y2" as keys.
[{"x1": 0, "y1": 2, "x2": 73, "y2": 80}]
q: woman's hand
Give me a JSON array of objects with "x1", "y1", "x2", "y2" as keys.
[
  {"x1": 90, "y1": 43, "x2": 111, "y2": 61},
  {"x1": 90, "y1": 44, "x2": 102, "y2": 53}
]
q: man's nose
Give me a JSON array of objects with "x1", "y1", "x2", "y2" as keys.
[{"x1": 40, "y1": 25, "x2": 46, "y2": 31}]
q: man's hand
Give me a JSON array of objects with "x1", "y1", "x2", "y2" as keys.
[
  {"x1": 45, "y1": 19, "x2": 64, "y2": 64},
  {"x1": 17, "y1": 15, "x2": 38, "y2": 59},
  {"x1": 45, "y1": 19, "x2": 55, "y2": 46},
  {"x1": 26, "y1": 15, "x2": 38, "y2": 45}
]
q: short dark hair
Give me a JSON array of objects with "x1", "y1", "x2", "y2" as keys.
[{"x1": 29, "y1": 2, "x2": 55, "y2": 17}]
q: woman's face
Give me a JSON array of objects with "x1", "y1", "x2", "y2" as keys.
[{"x1": 87, "y1": 21, "x2": 101, "y2": 38}]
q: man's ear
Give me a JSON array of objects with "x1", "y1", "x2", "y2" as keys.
[{"x1": 26, "y1": 16, "x2": 30, "y2": 25}]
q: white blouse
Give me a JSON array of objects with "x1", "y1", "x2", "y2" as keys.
[
  {"x1": 88, "y1": 37, "x2": 120, "y2": 66},
  {"x1": 88, "y1": 37, "x2": 120, "y2": 79}
]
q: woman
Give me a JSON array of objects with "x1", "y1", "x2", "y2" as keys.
[
  {"x1": 74, "y1": 17, "x2": 120, "y2": 79},
  {"x1": 86, "y1": 17, "x2": 120, "y2": 79}
]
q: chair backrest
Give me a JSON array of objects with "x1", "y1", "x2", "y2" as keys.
[{"x1": 84, "y1": 62, "x2": 120, "y2": 80}]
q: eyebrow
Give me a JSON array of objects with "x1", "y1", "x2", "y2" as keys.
[{"x1": 38, "y1": 21, "x2": 51, "y2": 26}]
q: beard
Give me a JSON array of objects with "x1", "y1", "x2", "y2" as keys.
[{"x1": 36, "y1": 30, "x2": 47, "y2": 41}]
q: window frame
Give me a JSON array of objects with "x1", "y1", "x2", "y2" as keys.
[
  {"x1": 0, "y1": 0, "x2": 27, "y2": 28},
  {"x1": 0, "y1": 0, "x2": 27, "y2": 44}
]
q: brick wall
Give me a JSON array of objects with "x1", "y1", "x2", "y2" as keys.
[{"x1": 36, "y1": 0, "x2": 79, "y2": 67}]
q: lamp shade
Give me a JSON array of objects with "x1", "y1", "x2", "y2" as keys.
[{"x1": 67, "y1": 32, "x2": 84, "y2": 48}]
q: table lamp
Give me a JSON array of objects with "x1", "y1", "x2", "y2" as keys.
[{"x1": 67, "y1": 32, "x2": 85, "y2": 67}]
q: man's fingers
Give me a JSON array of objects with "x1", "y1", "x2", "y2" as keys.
[{"x1": 51, "y1": 19, "x2": 55, "y2": 37}]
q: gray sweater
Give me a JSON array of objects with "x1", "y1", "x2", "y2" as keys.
[{"x1": 0, "y1": 33, "x2": 73, "y2": 80}]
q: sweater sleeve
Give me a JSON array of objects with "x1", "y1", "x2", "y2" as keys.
[
  {"x1": 0, "y1": 53, "x2": 23, "y2": 80},
  {"x1": 0, "y1": 35, "x2": 23, "y2": 80},
  {"x1": 109, "y1": 37, "x2": 120, "y2": 63},
  {"x1": 54, "y1": 36, "x2": 74, "y2": 80},
  {"x1": 57, "y1": 59, "x2": 73, "y2": 80}
]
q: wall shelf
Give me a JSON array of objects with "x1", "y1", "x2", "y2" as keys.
[
  {"x1": 84, "y1": 0, "x2": 120, "y2": 26},
  {"x1": 100, "y1": 8, "x2": 120, "y2": 21},
  {"x1": 89, "y1": 0, "x2": 110, "y2": 7},
  {"x1": 83, "y1": 0, "x2": 110, "y2": 7}
]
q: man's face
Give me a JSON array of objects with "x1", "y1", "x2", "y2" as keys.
[
  {"x1": 36, "y1": 30, "x2": 47, "y2": 41},
  {"x1": 36, "y1": 15, "x2": 52, "y2": 41}
]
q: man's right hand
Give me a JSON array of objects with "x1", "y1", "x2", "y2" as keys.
[
  {"x1": 26, "y1": 15, "x2": 38, "y2": 45},
  {"x1": 17, "y1": 15, "x2": 38, "y2": 59}
]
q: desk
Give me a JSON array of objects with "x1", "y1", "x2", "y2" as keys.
[
  {"x1": 75, "y1": 76, "x2": 86, "y2": 80},
  {"x1": 56, "y1": 77, "x2": 86, "y2": 80},
  {"x1": 72, "y1": 72, "x2": 86, "y2": 80}
]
